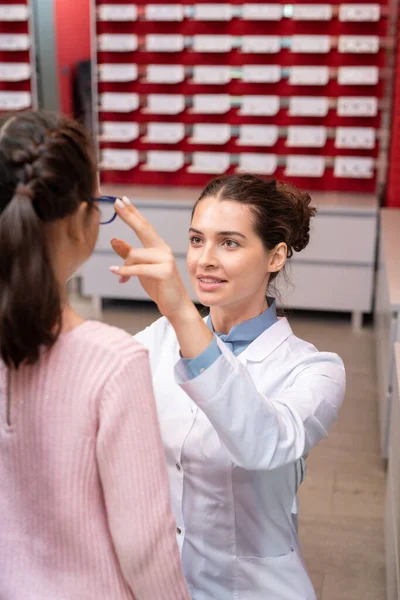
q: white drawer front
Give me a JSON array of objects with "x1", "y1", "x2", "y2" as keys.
[
  {"x1": 96, "y1": 204, "x2": 376, "y2": 266},
  {"x1": 96, "y1": 205, "x2": 192, "y2": 255},
  {"x1": 82, "y1": 254, "x2": 198, "y2": 302},
  {"x1": 296, "y1": 214, "x2": 377, "y2": 264},
  {"x1": 277, "y1": 262, "x2": 374, "y2": 312},
  {"x1": 83, "y1": 254, "x2": 373, "y2": 313}
]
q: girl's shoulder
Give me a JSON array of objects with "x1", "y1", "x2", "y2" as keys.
[{"x1": 59, "y1": 320, "x2": 148, "y2": 363}]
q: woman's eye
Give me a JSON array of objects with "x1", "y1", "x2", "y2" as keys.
[
  {"x1": 189, "y1": 236, "x2": 202, "y2": 245},
  {"x1": 223, "y1": 239, "x2": 239, "y2": 248}
]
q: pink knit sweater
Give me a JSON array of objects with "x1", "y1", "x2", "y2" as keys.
[{"x1": 0, "y1": 320, "x2": 190, "y2": 600}]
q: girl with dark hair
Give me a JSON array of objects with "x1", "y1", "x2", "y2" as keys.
[
  {"x1": 110, "y1": 174, "x2": 346, "y2": 600},
  {"x1": 0, "y1": 111, "x2": 189, "y2": 600}
]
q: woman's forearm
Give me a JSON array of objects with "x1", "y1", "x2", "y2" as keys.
[{"x1": 169, "y1": 303, "x2": 214, "y2": 359}]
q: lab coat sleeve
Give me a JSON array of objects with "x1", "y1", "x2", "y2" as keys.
[
  {"x1": 181, "y1": 336, "x2": 222, "y2": 379},
  {"x1": 174, "y1": 341, "x2": 345, "y2": 470}
]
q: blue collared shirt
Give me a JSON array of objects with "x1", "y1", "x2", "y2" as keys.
[{"x1": 182, "y1": 298, "x2": 278, "y2": 379}]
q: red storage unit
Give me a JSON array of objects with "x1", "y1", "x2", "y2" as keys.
[
  {"x1": 92, "y1": 1, "x2": 390, "y2": 192},
  {"x1": 0, "y1": 0, "x2": 37, "y2": 115}
]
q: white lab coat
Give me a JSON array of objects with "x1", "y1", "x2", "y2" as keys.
[{"x1": 135, "y1": 316, "x2": 345, "y2": 600}]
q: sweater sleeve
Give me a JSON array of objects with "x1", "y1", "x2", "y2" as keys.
[{"x1": 96, "y1": 346, "x2": 190, "y2": 600}]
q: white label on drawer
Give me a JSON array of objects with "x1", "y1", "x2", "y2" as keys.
[
  {"x1": 146, "y1": 35, "x2": 184, "y2": 53},
  {"x1": 240, "y1": 95, "x2": 280, "y2": 116},
  {"x1": 191, "y1": 124, "x2": 231, "y2": 145},
  {"x1": 98, "y1": 4, "x2": 137, "y2": 21},
  {"x1": 0, "y1": 5, "x2": 29, "y2": 21},
  {"x1": 192, "y1": 95, "x2": 231, "y2": 114},
  {"x1": 338, "y1": 66, "x2": 379, "y2": 86},
  {"x1": 289, "y1": 66, "x2": 329, "y2": 86},
  {"x1": 0, "y1": 62, "x2": 30, "y2": 81},
  {"x1": 146, "y1": 123, "x2": 185, "y2": 144},
  {"x1": 242, "y1": 65, "x2": 281, "y2": 83},
  {"x1": 145, "y1": 151, "x2": 185, "y2": 172},
  {"x1": 338, "y1": 36, "x2": 380, "y2": 54},
  {"x1": 100, "y1": 122, "x2": 139, "y2": 143},
  {"x1": 145, "y1": 4, "x2": 184, "y2": 21},
  {"x1": 334, "y1": 156, "x2": 374, "y2": 178},
  {"x1": 292, "y1": 4, "x2": 333, "y2": 20},
  {"x1": 289, "y1": 96, "x2": 329, "y2": 117},
  {"x1": 193, "y1": 4, "x2": 233, "y2": 20},
  {"x1": 285, "y1": 155, "x2": 325, "y2": 177},
  {"x1": 99, "y1": 64, "x2": 138, "y2": 82},
  {"x1": 339, "y1": 4, "x2": 380, "y2": 21},
  {"x1": 287, "y1": 126, "x2": 327, "y2": 148},
  {"x1": 238, "y1": 125, "x2": 279, "y2": 147},
  {"x1": 337, "y1": 96, "x2": 378, "y2": 117},
  {"x1": 99, "y1": 93, "x2": 139, "y2": 113},
  {"x1": 98, "y1": 34, "x2": 138, "y2": 52},
  {"x1": 0, "y1": 34, "x2": 30, "y2": 51},
  {"x1": 242, "y1": 4, "x2": 283, "y2": 20},
  {"x1": 0, "y1": 91, "x2": 31, "y2": 110},
  {"x1": 238, "y1": 153, "x2": 278, "y2": 175},
  {"x1": 335, "y1": 127, "x2": 376, "y2": 149},
  {"x1": 147, "y1": 64, "x2": 185, "y2": 84},
  {"x1": 193, "y1": 35, "x2": 233, "y2": 53},
  {"x1": 189, "y1": 152, "x2": 230, "y2": 174},
  {"x1": 291, "y1": 35, "x2": 331, "y2": 54},
  {"x1": 101, "y1": 149, "x2": 139, "y2": 171},
  {"x1": 241, "y1": 36, "x2": 281, "y2": 54},
  {"x1": 146, "y1": 94, "x2": 185, "y2": 115},
  {"x1": 192, "y1": 66, "x2": 232, "y2": 85}
]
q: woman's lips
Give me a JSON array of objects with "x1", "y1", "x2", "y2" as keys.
[{"x1": 197, "y1": 276, "x2": 227, "y2": 292}]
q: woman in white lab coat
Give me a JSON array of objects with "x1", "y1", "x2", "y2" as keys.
[{"x1": 109, "y1": 174, "x2": 346, "y2": 600}]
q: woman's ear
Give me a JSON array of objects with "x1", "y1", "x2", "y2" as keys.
[
  {"x1": 268, "y1": 242, "x2": 287, "y2": 273},
  {"x1": 65, "y1": 202, "x2": 89, "y2": 244}
]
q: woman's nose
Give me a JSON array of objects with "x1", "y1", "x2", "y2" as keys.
[{"x1": 199, "y1": 244, "x2": 218, "y2": 268}]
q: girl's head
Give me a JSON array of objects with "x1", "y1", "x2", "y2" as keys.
[
  {"x1": 0, "y1": 111, "x2": 99, "y2": 368},
  {"x1": 187, "y1": 174, "x2": 316, "y2": 316}
]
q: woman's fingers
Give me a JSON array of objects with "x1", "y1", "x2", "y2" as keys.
[
  {"x1": 111, "y1": 239, "x2": 133, "y2": 283},
  {"x1": 111, "y1": 238, "x2": 131, "y2": 260},
  {"x1": 115, "y1": 197, "x2": 168, "y2": 249},
  {"x1": 110, "y1": 246, "x2": 175, "y2": 284},
  {"x1": 109, "y1": 263, "x2": 170, "y2": 279},
  {"x1": 125, "y1": 247, "x2": 174, "y2": 265}
]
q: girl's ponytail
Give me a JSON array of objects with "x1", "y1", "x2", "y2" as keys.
[
  {"x1": 0, "y1": 183, "x2": 61, "y2": 368},
  {"x1": 0, "y1": 111, "x2": 97, "y2": 369}
]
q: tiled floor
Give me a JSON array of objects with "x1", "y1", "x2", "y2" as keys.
[{"x1": 71, "y1": 295, "x2": 387, "y2": 599}]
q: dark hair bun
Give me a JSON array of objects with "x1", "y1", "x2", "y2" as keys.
[{"x1": 276, "y1": 181, "x2": 317, "y2": 257}]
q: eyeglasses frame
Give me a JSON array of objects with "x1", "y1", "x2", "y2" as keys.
[{"x1": 91, "y1": 195, "x2": 118, "y2": 225}]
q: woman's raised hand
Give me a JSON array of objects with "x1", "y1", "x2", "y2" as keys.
[{"x1": 109, "y1": 197, "x2": 193, "y2": 320}]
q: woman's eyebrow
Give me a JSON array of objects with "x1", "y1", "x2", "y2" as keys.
[{"x1": 189, "y1": 227, "x2": 247, "y2": 239}]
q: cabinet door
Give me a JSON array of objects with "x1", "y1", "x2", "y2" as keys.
[
  {"x1": 81, "y1": 254, "x2": 198, "y2": 302},
  {"x1": 276, "y1": 262, "x2": 374, "y2": 312},
  {"x1": 96, "y1": 205, "x2": 192, "y2": 255},
  {"x1": 294, "y1": 214, "x2": 377, "y2": 265},
  {"x1": 385, "y1": 469, "x2": 400, "y2": 600},
  {"x1": 389, "y1": 354, "x2": 400, "y2": 543}
]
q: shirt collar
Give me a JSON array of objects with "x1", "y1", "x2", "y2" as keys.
[{"x1": 206, "y1": 298, "x2": 277, "y2": 343}]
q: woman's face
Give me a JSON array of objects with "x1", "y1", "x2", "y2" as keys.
[{"x1": 187, "y1": 196, "x2": 273, "y2": 313}]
